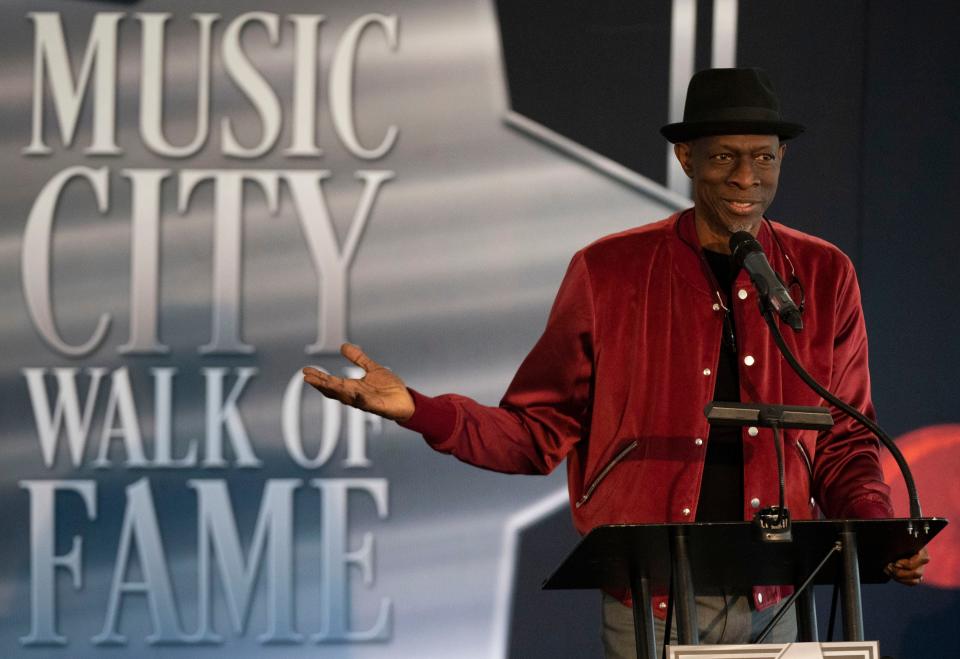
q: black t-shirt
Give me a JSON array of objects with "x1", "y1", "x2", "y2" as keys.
[{"x1": 696, "y1": 249, "x2": 744, "y2": 522}]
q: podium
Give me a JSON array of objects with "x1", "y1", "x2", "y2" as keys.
[{"x1": 542, "y1": 518, "x2": 946, "y2": 659}]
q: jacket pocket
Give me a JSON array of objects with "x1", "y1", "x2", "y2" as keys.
[{"x1": 576, "y1": 440, "x2": 639, "y2": 508}]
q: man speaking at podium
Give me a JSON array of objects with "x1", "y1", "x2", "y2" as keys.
[{"x1": 303, "y1": 68, "x2": 928, "y2": 655}]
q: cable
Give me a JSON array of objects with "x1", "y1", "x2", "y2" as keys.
[{"x1": 771, "y1": 423, "x2": 786, "y2": 519}]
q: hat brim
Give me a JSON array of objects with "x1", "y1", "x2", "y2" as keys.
[{"x1": 660, "y1": 120, "x2": 805, "y2": 143}]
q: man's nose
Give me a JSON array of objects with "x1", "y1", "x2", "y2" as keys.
[{"x1": 727, "y1": 158, "x2": 760, "y2": 188}]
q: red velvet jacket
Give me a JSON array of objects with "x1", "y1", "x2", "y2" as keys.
[{"x1": 403, "y1": 210, "x2": 893, "y2": 611}]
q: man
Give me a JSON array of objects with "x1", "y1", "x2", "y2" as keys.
[{"x1": 303, "y1": 68, "x2": 928, "y2": 654}]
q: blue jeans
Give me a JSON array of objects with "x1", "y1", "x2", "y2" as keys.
[{"x1": 601, "y1": 590, "x2": 798, "y2": 658}]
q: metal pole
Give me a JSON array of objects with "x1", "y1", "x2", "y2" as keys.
[
  {"x1": 670, "y1": 527, "x2": 699, "y2": 644},
  {"x1": 840, "y1": 528, "x2": 864, "y2": 641},
  {"x1": 629, "y1": 570, "x2": 657, "y2": 659},
  {"x1": 796, "y1": 586, "x2": 818, "y2": 642}
]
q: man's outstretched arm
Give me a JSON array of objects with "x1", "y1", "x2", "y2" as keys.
[{"x1": 301, "y1": 251, "x2": 595, "y2": 476}]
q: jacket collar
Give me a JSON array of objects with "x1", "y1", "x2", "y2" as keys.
[
  {"x1": 674, "y1": 207, "x2": 776, "y2": 252},
  {"x1": 671, "y1": 208, "x2": 777, "y2": 296}
]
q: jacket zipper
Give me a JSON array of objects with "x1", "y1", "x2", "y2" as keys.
[
  {"x1": 796, "y1": 439, "x2": 813, "y2": 503},
  {"x1": 575, "y1": 440, "x2": 639, "y2": 508},
  {"x1": 795, "y1": 439, "x2": 814, "y2": 485},
  {"x1": 795, "y1": 439, "x2": 821, "y2": 511}
]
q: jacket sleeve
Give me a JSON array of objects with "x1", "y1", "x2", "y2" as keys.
[
  {"x1": 812, "y1": 257, "x2": 894, "y2": 519},
  {"x1": 400, "y1": 251, "x2": 595, "y2": 475}
]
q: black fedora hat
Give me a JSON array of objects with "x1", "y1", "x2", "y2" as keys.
[{"x1": 660, "y1": 68, "x2": 804, "y2": 143}]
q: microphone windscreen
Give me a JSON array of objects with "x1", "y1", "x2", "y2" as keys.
[{"x1": 729, "y1": 231, "x2": 762, "y2": 268}]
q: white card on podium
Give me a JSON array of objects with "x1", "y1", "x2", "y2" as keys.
[{"x1": 667, "y1": 640, "x2": 880, "y2": 658}]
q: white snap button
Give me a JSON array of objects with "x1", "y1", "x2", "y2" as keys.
[
  {"x1": 681, "y1": 507, "x2": 691, "y2": 517},
  {"x1": 694, "y1": 437, "x2": 703, "y2": 446},
  {"x1": 748, "y1": 426, "x2": 759, "y2": 437},
  {"x1": 738, "y1": 289, "x2": 748, "y2": 300},
  {"x1": 751, "y1": 497, "x2": 760, "y2": 508},
  {"x1": 712, "y1": 303, "x2": 721, "y2": 311},
  {"x1": 703, "y1": 368, "x2": 711, "y2": 376},
  {"x1": 743, "y1": 355, "x2": 755, "y2": 366},
  {"x1": 757, "y1": 593, "x2": 764, "y2": 604},
  {"x1": 658, "y1": 601, "x2": 667, "y2": 610}
]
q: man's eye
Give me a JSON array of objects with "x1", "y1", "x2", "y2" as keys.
[
  {"x1": 757, "y1": 153, "x2": 776, "y2": 162},
  {"x1": 713, "y1": 154, "x2": 732, "y2": 162}
]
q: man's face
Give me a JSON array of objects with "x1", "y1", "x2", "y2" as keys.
[{"x1": 674, "y1": 134, "x2": 786, "y2": 237}]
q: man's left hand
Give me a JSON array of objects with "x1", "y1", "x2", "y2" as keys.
[{"x1": 885, "y1": 547, "x2": 930, "y2": 586}]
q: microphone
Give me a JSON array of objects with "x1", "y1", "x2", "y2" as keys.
[{"x1": 729, "y1": 231, "x2": 803, "y2": 331}]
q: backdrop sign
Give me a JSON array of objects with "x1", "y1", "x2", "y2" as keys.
[
  {"x1": 16, "y1": 6, "x2": 401, "y2": 648},
  {"x1": 1, "y1": 2, "x2": 662, "y2": 657}
]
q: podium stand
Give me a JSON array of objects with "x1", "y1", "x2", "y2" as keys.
[{"x1": 542, "y1": 518, "x2": 946, "y2": 659}]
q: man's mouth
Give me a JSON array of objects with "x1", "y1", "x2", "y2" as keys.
[{"x1": 724, "y1": 200, "x2": 760, "y2": 215}]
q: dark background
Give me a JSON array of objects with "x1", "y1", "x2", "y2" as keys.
[{"x1": 498, "y1": 1, "x2": 960, "y2": 657}]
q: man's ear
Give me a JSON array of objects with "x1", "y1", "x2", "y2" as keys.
[
  {"x1": 778, "y1": 141, "x2": 787, "y2": 162},
  {"x1": 674, "y1": 142, "x2": 694, "y2": 178}
]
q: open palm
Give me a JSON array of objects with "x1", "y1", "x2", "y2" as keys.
[{"x1": 303, "y1": 343, "x2": 415, "y2": 422}]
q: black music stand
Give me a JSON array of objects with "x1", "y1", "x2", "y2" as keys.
[{"x1": 542, "y1": 518, "x2": 945, "y2": 659}]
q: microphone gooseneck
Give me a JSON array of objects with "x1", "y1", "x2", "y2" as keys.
[
  {"x1": 761, "y1": 309, "x2": 922, "y2": 520},
  {"x1": 729, "y1": 228, "x2": 923, "y2": 521}
]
